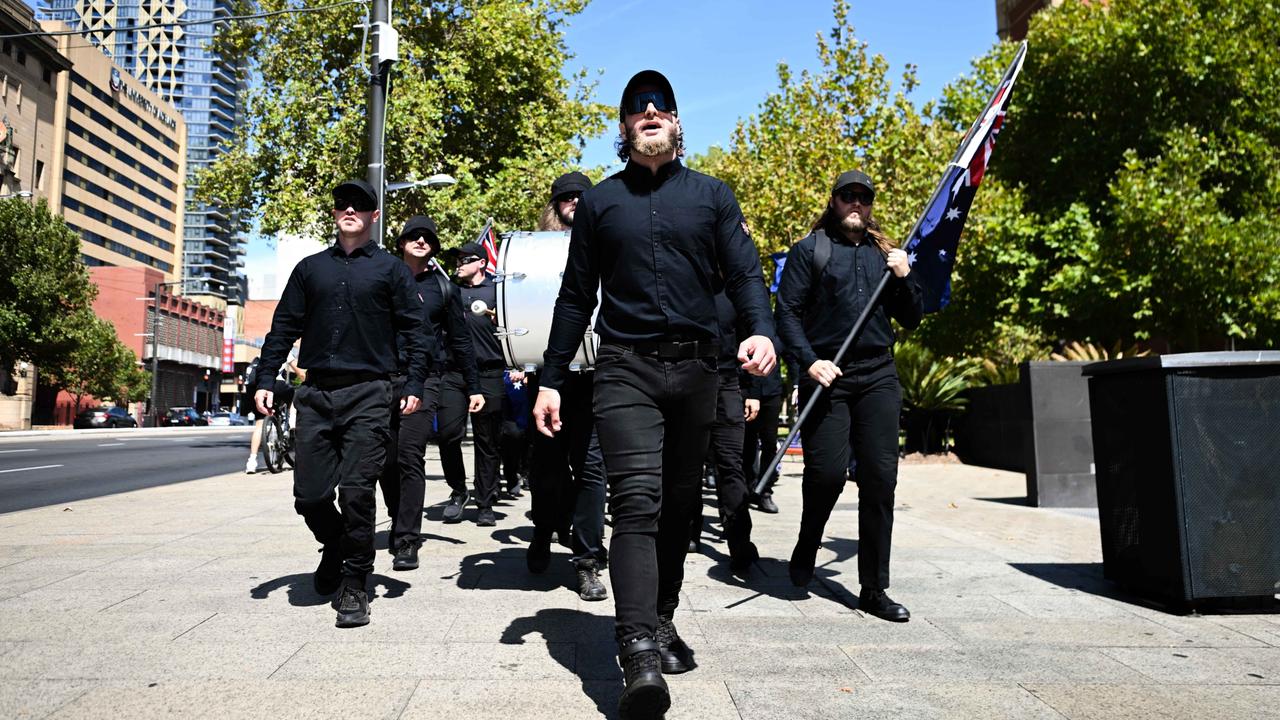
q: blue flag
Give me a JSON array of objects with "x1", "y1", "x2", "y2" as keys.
[
  {"x1": 769, "y1": 252, "x2": 787, "y2": 293},
  {"x1": 904, "y1": 41, "x2": 1026, "y2": 313}
]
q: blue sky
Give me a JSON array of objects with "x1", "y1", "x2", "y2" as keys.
[{"x1": 247, "y1": 0, "x2": 998, "y2": 269}]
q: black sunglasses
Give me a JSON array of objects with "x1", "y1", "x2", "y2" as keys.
[
  {"x1": 334, "y1": 196, "x2": 377, "y2": 212},
  {"x1": 458, "y1": 256, "x2": 483, "y2": 265},
  {"x1": 835, "y1": 188, "x2": 874, "y2": 205},
  {"x1": 556, "y1": 192, "x2": 582, "y2": 203},
  {"x1": 624, "y1": 89, "x2": 674, "y2": 115}
]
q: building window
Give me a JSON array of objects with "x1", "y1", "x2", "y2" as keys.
[
  {"x1": 16, "y1": 50, "x2": 25, "y2": 66},
  {"x1": 2, "y1": 41, "x2": 10, "y2": 56},
  {"x1": 35, "y1": 160, "x2": 44, "y2": 191},
  {"x1": 13, "y1": 81, "x2": 19, "y2": 110},
  {"x1": 42, "y1": 67, "x2": 52, "y2": 84}
]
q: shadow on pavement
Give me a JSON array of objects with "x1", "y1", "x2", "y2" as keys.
[
  {"x1": 248, "y1": 572, "x2": 411, "y2": 607},
  {"x1": 502, "y1": 608, "x2": 620, "y2": 719}
]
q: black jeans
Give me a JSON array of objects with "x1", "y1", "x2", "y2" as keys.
[
  {"x1": 691, "y1": 372, "x2": 753, "y2": 548},
  {"x1": 439, "y1": 368, "x2": 504, "y2": 509},
  {"x1": 530, "y1": 372, "x2": 608, "y2": 567},
  {"x1": 742, "y1": 395, "x2": 783, "y2": 496},
  {"x1": 593, "y1": 344, "x2": 717, "y2": 643},
  {"x1": 378, "y1": 375, "x2": 434, "y2": 550},
  {"x1": 292, "y1": 378, "x2": 394, "y2": 586},
  {"x1": 797, "y1": 354, "x2": 901, "y2": 590}
]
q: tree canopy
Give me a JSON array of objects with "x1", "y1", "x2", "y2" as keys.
[{"x1": 200, "y1": 0, "x2": 609, "y2": 247}]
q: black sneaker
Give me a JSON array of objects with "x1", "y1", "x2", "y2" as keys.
[
  {"x1": 859, "y1": 588, "x2": 910, "y2": 622},
  {"x1": 789, "y1": 538, "x2": 818, "y2": 587},
  {"x1": 527, "y1": 531, "x2": 552, "y2": 574},
  {"x1": 654, "y1": 615, "x2": 696, "y2": 674},
  {"x1": 753, "y1": 493, "x2": 779, "y2": 514},
  {"x1": 392, "y1": 540, "x2": 419, "y2": 571},
  {"x1": 502, "y1": 483, "x2": 523, "y2": 499},
  {"x1": 576, "y1": 561, "x2": 607, "y2": 601},
  {"x1": 476, "y1": 507, "x2": 496, "y2": 527},
  {"x1": 313, "y1": 543, "x2": 342, "y2": 596},
  {"x1": 442, "y1": 491, "x2": 468, "y2": 523},
  {"x1": 618, "y1": 637, "x2": 669, "y2": 720},
  {"x1": 334, "y1": 584, "x2": 370, "y2": 628}
]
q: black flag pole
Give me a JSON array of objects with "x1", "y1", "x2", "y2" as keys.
[{"x1": 752, "y1": 41, "x2": 1027, "y2": 498}]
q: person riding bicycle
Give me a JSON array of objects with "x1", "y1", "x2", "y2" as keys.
[{"x1": 245, "y1": 346, "x2": 303, "y2": 473}]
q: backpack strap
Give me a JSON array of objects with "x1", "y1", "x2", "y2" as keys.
[{"x1": 808, "y1": 228, "x2": 832, "y2": 305}]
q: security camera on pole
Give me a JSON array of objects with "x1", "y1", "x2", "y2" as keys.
[{"x1": 364, "y1": 0, "x2": 399, "y2": 246}]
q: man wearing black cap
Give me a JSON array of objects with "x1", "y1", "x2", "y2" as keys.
[
  {"x1": 380, "y1": 215, "x2": 483, "y2": 571},
  {"x1": 527, "y1": 171, "x2": 609, "y2": 602},
  {"x1": 439, "y1": 240, "x2": 506, "y2": 527},
  {"x1": 532, "y1": 70, "x2": 777, "y2": 720},
  {"x1": 255, "y1": 179, "x2": 432, "y2": 628},
  {"x1": 774, "y1": 169, "x2": 923, "y2": 623}
]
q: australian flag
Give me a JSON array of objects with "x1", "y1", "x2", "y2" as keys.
[{"x1": 905, "y1": 41, "x2": 1027, "y2": 313}]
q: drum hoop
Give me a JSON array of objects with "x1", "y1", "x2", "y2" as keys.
[{"x1": 496, "y1": 232, "x2": 517, "y2": 369}]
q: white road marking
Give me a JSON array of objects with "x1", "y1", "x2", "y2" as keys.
[
  {"x1": 0, "y1": 449, "x2": 37, "y2": 454},
  {"x1": 0, "y1": 464, "x2": 63, "y2": 474},
  {"x1": 97, "y1": 443, "x2": 126, "y2": 447}
]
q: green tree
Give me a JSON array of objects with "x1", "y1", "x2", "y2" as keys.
[
  {"x1": 0, "y1": 198, "x2": 98, "y2": 377},
  {"x1": 44, "y1": 316, "x2": 150, "y2": 413},
  {"x1": 200, "y1": 0, "x2": 609, "y2": 247}
]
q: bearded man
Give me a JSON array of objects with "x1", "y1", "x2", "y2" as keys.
[{"x1": 532, "y1": 70, "x2": 776, "y2": 720}]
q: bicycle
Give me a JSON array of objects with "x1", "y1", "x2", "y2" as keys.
[{"x1": 260, "y1": 395, "x2": 295, "y2": 473}]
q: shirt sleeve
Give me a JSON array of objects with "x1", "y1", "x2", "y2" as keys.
[
  {"x1": 542, "y1": 193, "x2": 600, "y2": 391},
  {"x1": 445, "y1": 278, "x2": 481, "y2": 395},
  {"x1": 391, "y1": 262, "x2": 432, "y2": 398},
  {"x1": 774, "y1": 238, "x2": 820, "y2": 372},
  {"x1": 713, "y1": 182, "x2": 775, "y2": 340},
  {"x1": 888, "y1": 270, "x2": 925, "y2": 331},
  {"x1": 258, "y1": 261, "x2": 307, "y2": 392}
]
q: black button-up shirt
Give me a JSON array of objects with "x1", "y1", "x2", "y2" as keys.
[
  {"x1": 402, "y1": 265, "x2": 479, "y2": 394},
  {"x1": 458, "y1": 278, "x2": 505, "y2": 370},
  {"x1": 542, "y1": 159, "x2": 775, "y2": 390},
  {"x1": 775, "y1": 224, "x2": 924, "y2": 372},
  {"x1": 258, "y1": 240, "x2": 432, "y2": 398}
]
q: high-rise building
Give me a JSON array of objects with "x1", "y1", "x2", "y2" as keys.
[{"x1": 41, "y1": 0, "x2": 246, "y2": 303}]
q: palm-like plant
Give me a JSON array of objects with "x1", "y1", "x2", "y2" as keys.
[
  {"x1": 1050, "y1": 340, "x2": 1151, "y2": 362},
  {"x1": 894, "y1": 341, "x2": 981, "y2": 453}
]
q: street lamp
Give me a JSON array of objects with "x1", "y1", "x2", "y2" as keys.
[
  {"x1": 0, "y1": 190, "x2": 33, "y2": 200},
  {"x1": 385, "y1": 173, "x2": 456, "y2": 194}
]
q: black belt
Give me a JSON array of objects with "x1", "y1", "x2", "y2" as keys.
[
  {"x1": 306, "y1": 371, "x2": 389, "y2": 390},
  {"x1": 616, "y1": 340, "x2": 719, "y2": 360},
  {"x1": 477, "y1": 361, "x2": 507, "y2": 372},
  {"x1": 839, "y1": 347, "x2": 892, "y2": 365}
]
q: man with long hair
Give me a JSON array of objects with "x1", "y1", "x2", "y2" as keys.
[
  {"x1": 774, "y1": 169, "x2": 924, "y2": 622},
  {"x1": 533, "y1": 70, "x2": 776, "y2": 720}
]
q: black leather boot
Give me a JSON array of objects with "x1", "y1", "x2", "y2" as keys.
[
  {"x1": 655, "y1": 615, "x2": 696, "y2": 674},
  {"x1": 617, "y1": 637, "x2": 670, "y2": 720}
]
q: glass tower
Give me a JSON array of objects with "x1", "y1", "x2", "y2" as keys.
[{"x1": 42, "y1": 0, "x2": 247, "y2": 301}]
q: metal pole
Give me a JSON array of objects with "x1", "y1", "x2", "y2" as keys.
[
  {"x1": 752, "y1": 270, "x2": 892, "y2": 497},
  {"x1": 365, "y1": 0, "x2": 391, "y2": 246},
  {"x1": 148, "y1": 281, "x2": 162, "y2": 427}
]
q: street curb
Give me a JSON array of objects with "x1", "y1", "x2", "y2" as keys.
[{"x1": 0, "y1": 426, "x2": 254, "y2": 443}]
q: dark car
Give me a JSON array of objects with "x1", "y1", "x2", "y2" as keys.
[
  {"x1": 73, "y1": 406, "x2": 138, "y2": 429},
  {"x1": 164, "y1": 407, "x2": 208, "y2": 426}
]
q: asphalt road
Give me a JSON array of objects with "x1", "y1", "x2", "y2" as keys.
[{"x1": 0, "y1": 427, "x2": 257, "y2": 514}]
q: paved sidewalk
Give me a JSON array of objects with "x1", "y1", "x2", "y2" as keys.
[{"x1": 1, "y1": 451, "x2": 1278, "y2": 719}]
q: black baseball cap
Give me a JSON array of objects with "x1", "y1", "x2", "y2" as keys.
[
  {"x1": 396, "y1": 215, "x2": 438, "y2": 249},
  {"x1": 446, "y1": 241, "x2": 487, "y2": 261},
  {"x1": 620, "y1": 69, "x2": 677, "y2": 121},
  {"x1": 832, "y1": 169, "x2": 875, "y2": 196},
  {"x1": 332, "y1": 179, "x2": 378, "y2": 210},
  {"x1": 550, "y1": 171, "x2": 592, "y2": 202}
]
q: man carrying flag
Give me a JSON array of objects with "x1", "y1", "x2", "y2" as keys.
[{"x1": 476, "y1": 220, "x2": 499, "y2": 277}]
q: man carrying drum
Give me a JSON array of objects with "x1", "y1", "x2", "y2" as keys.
[{"x1": 532, "y1": 70, "x2": 776, "y2": 720}]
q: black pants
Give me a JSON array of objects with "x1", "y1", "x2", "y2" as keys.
[
  {"x1": 292, "y1": 378, "x2": 393, "y2": 586},
  {"x1": 439, "y1": 368, "x2": 504, "y2": 509},
  {"x1": 378, "y1": 375, "x2": 435, "y2": 550},
  {"x1": 500, "y1": 418, "x2": 531, "y2": 489},
  {"x1": 593, "y1": 345, "x2": 717, "y2": 643},
  {"x1": 797, "y1": 354, "x2": 901, "y2": 590},
  {"x1": 742, "y1": 394, "x2": 783, "y2": 496},
  {"x1": 530, "y1": 372, "x2": 608, "y2": 567},
  {"x1": 691, "y1": 372, "x2": 753, "y2": 547}
]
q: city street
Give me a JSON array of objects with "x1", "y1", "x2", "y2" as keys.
[{"x1": 0, "y1": 428, "x2": 255, "y2": 514}]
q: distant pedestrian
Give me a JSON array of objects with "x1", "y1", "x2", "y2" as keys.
[{"x1": 255, "y1": 179, "x2": 432, "y2": 628}]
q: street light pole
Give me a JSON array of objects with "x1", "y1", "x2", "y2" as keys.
[
  {"x1": 146, "y1": 280, "x2": 187, "y2": 427},
  {"x1": 365, "y1": 0, "x2": 398, "y2": 246}
]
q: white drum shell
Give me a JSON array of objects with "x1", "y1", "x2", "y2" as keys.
[{"x1": 494, "y1": 231, "x2": 599, "y2": 371}]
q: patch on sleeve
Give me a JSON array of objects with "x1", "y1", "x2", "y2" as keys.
[{"x1": 740, "y1": 218, "x2": 752, "y2": 238}]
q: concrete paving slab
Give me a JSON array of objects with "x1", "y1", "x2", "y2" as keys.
[
  {"x1": 45, "y1": 680, "x2": 418, "y2": 720},
  {"x1": 272, "y1": 640, "x2": 577, "y2": 680},
  {"x1": 1023, "y1": 683, "x2": 1280, "y2": 719},
  {"x1": 844, "y1": 644, "x2": 1153, "y2": 684},
  {"x1": 726, "y1": 681, "x2": 1062, "y2": 720},
  {"x1": 1101, "y1": 646, "x2": 1279, "y2": 684},
  {"x1": 698, "y1": 615, "x2": 961, "y2": 648},
  {"x1": 926, "y1": 616, "x2": 1222, "y2": 648},
  {"x1": 0, "y1": 640, "x2": 300, "y2": 680},
  {"x1": 0, "y1": 679, "x2": 91, "y2": 719},
  {"x1": 693, "y1": 642, "x2": 869, "y2": 682},
  {"x1": 0, "y1": 610, "x2": 213, "y2": 642}
]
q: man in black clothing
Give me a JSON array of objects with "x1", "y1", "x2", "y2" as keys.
[
  {"x1": 379, "y1": 215, "x2": 482, "y2": 571},
  {"x1": 688, "y1": 293, "x2": 762, "y2": 576},
  {"x1": 532, "y1": 70, "x2": 776, "y2": 720},
  {"x1": 526, "y1": 170, "x2": 609, "y2": 603},
  {"x1": 774, "y1": 169, "x2": 923, "y2": 623},
  {"x1": 441, "y1": 240, "x2": 506, "y2": 527},
  {"x1": 742, "y1": 361, "x2": 783, "y2": 514},
  {"x1": 255, "y1": 179, "x2": 431, "y2": 629}
]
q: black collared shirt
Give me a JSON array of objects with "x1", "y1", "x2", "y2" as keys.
[
  {"x1": 542, "y1": 159, "x2": 775, "y2": 390},
  {"x1": 775, "y1": 224, "x2": 924, "y2": 372},
  {"x1": 458, "y1": 277, "x2": 505, "y2": 370},
  {"x1": 258, "y1": 239, "x2": 432, "y2": 397},
  {"x1": 397, "y1": 265, "x2": 479, "y2": 394}
]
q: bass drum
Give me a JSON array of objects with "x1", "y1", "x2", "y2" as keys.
[{"x1": 494, "y1": 230, "x2": 599, "y2": 371}]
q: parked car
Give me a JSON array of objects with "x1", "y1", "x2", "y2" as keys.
[
  {"x1": 208, "y1": 411, "x2": 249, "y2": 426},
  {"x1": 73, "y1": 406, "x2": 138, "y2": 429},
  {"x1": 163, "y1": 407, "x2": 208, "y2": 426}
]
